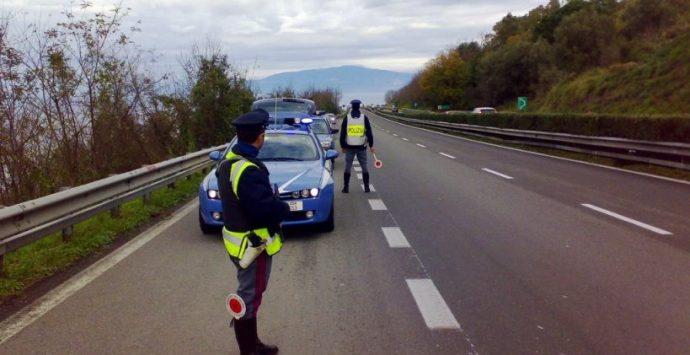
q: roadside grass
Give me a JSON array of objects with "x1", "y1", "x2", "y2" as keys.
[{"x1": 0, "y1": 173, "x2": 203, "y2": 301}]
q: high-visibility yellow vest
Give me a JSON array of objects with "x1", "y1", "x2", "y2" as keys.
[
  {"x1": 345, "y1": 113, "x2": 367, "y2": 146},
  {"x1": 221, "y1": 151, "x2": 283, "y2": 259}
]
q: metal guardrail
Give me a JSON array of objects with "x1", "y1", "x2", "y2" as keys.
[
  {"x1": 0, "y1": 144, "x2": 228, "y2": 267},
  {"x1": 373, "y1": 110, "x2": 690, "y2": 171}
]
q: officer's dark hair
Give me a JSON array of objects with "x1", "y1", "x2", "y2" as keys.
[{"x1": 236, "y1": 129, "x2": 264, "y2": 144}]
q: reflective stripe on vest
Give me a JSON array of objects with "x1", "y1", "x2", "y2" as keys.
[
  {"x1": 223, "y1": 227, "x2": 283, "y2": 258},
  {"x1": 345, "y1": 114, "x2": 366, "y2": 146},
  {"x1": 221, "y1": 151, "x2": 283, "y2": 258}
]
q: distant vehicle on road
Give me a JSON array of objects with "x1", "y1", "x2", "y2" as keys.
[
  {"x1": 251, "y1": 98, "x2": 317, "y2": 123},
  {"x1": 324, "y1": 113, "x2": 337, "y2": 130},
  {"x1": 310, "y1": 117, "x2": 336, "y2": 151},
  {"x1": 472, "y1": 107, "x2": 497, "y2": 114},
  {"x1": 391, "y1": 105, "x2": 399, "y2": 113}
]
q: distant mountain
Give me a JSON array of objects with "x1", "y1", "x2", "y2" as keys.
[{"x1": 252, "y1": 65, "x2": 413, "y2": 105}]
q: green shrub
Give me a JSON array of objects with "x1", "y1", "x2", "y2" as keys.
[{"x1": 396, "y1": 111, "x2": 690, "y2": 142}]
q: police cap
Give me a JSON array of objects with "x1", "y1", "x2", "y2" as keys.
[
  {"x1": 232, "y1": 109, "x2": 269, "y2": 132},
  {"x1": 350, "y1": 99, "x2": 362, "y2": 107}
]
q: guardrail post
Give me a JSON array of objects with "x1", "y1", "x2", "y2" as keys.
[
  {"x1": 62, "y1": 225, "x2": 73, "y2": 242},
  {"x1": 167, "y1": 181, "x2": 176, "y2": 189},
  {"x1": 110, "y1": 205, "x2": 121, "y2": 218},
  {"x1": 143, "y1": 192, "x2": 151, "y2": 205},
  {"x1": 104, "y1": 176, "x2": 122, "y2": 218},
  {"x1": 0, "y1": 254, "x2": 4, "y2": 278},
  {"x1": 58, "y1": 187, "x2": 73, "y2": 242}
]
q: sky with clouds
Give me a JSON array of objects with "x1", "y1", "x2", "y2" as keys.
[{"x1": 2, "y1": 0, "x2": 548, "y2": 80}]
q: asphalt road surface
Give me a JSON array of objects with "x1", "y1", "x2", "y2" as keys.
[{"x1": 1, "y1": 111, "x2": 689, "y2": 354}]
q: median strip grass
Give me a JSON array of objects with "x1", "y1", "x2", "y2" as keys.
[{"x1": 0, "y1": 173, "x2": 204, "y2": 302}]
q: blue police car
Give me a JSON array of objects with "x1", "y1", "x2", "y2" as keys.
[{"x1": 198, "y1": 118, "x2": 339, "y2": 234}]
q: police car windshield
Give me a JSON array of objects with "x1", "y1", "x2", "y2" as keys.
[
  {"x1": 310, "y1": 119, "x2": 330, "y2": 134},
  {"x1": 258, "y1": 133, "x2": 319, "y2": 161},
  {"x1": 252, "y1": 100, "x2": 315, "y2": 115}
]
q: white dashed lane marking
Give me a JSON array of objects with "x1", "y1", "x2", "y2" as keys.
[
  {"x1": 402, "y1": 138, "x2": 409, "y2": 141},
  {"x1": 416, "y1": 144, "x2": 427, "y2": 148},
  {"x1": 406, "y1": 279, "x2": 461, "y2": 330},
  {"x1": 354, "y1": 166, "x2": 362, "y2": 172},
  {"x1": 482, "y1": 168, "x2": 514, "y2": 180},
  {"x1": 581, "y1": 204, "x2": 672, "y2": 235},
  {"x1": 368, "y1": 199, "x2": 387, "y2": 210},
  {"x1": 439, "y1": 152, "x2": 456, "y2": 159},
  {"x1": 393, "y1": 133, "x2": 399, "y2": 137},
  {"x1": 357, "y1": 173, "x2": 363, "y2": 180},
  {"x1": 381, "y1": 227, "x2": 410, "y2": 248}
]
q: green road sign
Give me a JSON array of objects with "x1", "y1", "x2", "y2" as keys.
[
  {"x1": 437, "y1": 104, "x2": 450, "y2": 110},
  {"x1": 517, "y1": 97, "x2": 528, "y2": 111}
]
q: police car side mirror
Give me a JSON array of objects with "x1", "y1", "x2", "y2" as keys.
[
  {"x1": 324, "y1": 150, "x2": 338, "y2": 160},
  {"x1": 209, "y1": 150, "x2": 222, "y2": 161}
]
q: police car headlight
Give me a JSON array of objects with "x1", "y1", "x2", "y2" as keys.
[
  {"x1": 207, "y1": 189, "x2": 219, "y2": 199},
  {"x1": 300, "y1": 189, "x2": 310, "y2": 198},
  {"x1": 292, "y1": 191, "x2": 300, "y2": 199},
  {"x1": 310, "y1": 188, "x2": 319, "y2": 197}
]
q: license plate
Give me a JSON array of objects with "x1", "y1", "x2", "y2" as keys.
[{"x1": 287, "y1": 200, "x2": 303, "y2": 211}]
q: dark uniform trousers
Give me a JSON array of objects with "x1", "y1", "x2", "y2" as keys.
[
  {"x1": 344, "y1": 147, "x2": 369, "y2": 174},
  {"x1": 230, "y1": 252, "x2": 272, "y2": 319}
]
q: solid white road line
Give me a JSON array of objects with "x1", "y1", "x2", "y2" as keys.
[
  {"x1": 360, "y1": 184, "x2": 376, "y2": 192},
  {"x1": 406, "y1": 279, "x2": 461, "y2": 330},
  {"x1": 402, "y1": 138, "x2": 409, "y2": 141},
  {"x1": 482, "y1": 168, "x2": 514, "y2": 180},
  {"x1": 381, "y1": 227, "x2": 411, "y2": 248},
  {"x1": 439, "y1": 152, "x2": 456, "y2": 159},
  {"x1": 581, "y1": 204, "x2": 672, "y2": 235},
  {"x1": 357, "y1": 173, "x2": 363, "y2": 180},
  {"x1": 416, "y1": 144, "x2": 427, "y2": 148},
  {"x1": 368, "y1": 199, "x2": 387, "y2": 210},
  {"x1": 0, "y1": 200, "x2": 199, "y2": 344},
  {"x1": 354, "y1": 166, "x2": 362, "y2": 172}
]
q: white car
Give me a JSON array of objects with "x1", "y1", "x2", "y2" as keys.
[{"x1": 472, "y1": 107, "x2": 497, "y2": 114}]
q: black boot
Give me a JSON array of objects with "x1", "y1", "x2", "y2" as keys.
[
  {"x1": 250, "y1": 318, "x2": 279, "y2": 355},
  {"x1": 342, "y1": 173, "x2": 350, "y2": 193},
  {"x1": 363, "y1": 172, "x2": 370, "y2": 193},
  {"x1": 233, "y1": 318, "x2": 257, "y2": 355}
]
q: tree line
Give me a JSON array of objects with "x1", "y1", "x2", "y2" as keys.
[
  {"x1": 0, "y1": 3, "x2": 340, "y2": 206},
  {"x1": 387, "y1": 0, "x2": 690, "y2": 113}
]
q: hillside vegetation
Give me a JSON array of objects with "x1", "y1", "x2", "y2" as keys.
[{"x1": 388, "y1": 0, "x2": 690, "y2": 115}]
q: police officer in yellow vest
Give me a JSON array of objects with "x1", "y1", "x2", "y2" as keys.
[
  {"x1": 339, "y1": 99, "x2": 375, "y2": 193},
  {"x1": 217, "y1": 109, "x2": 289, "y2": 355}
]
